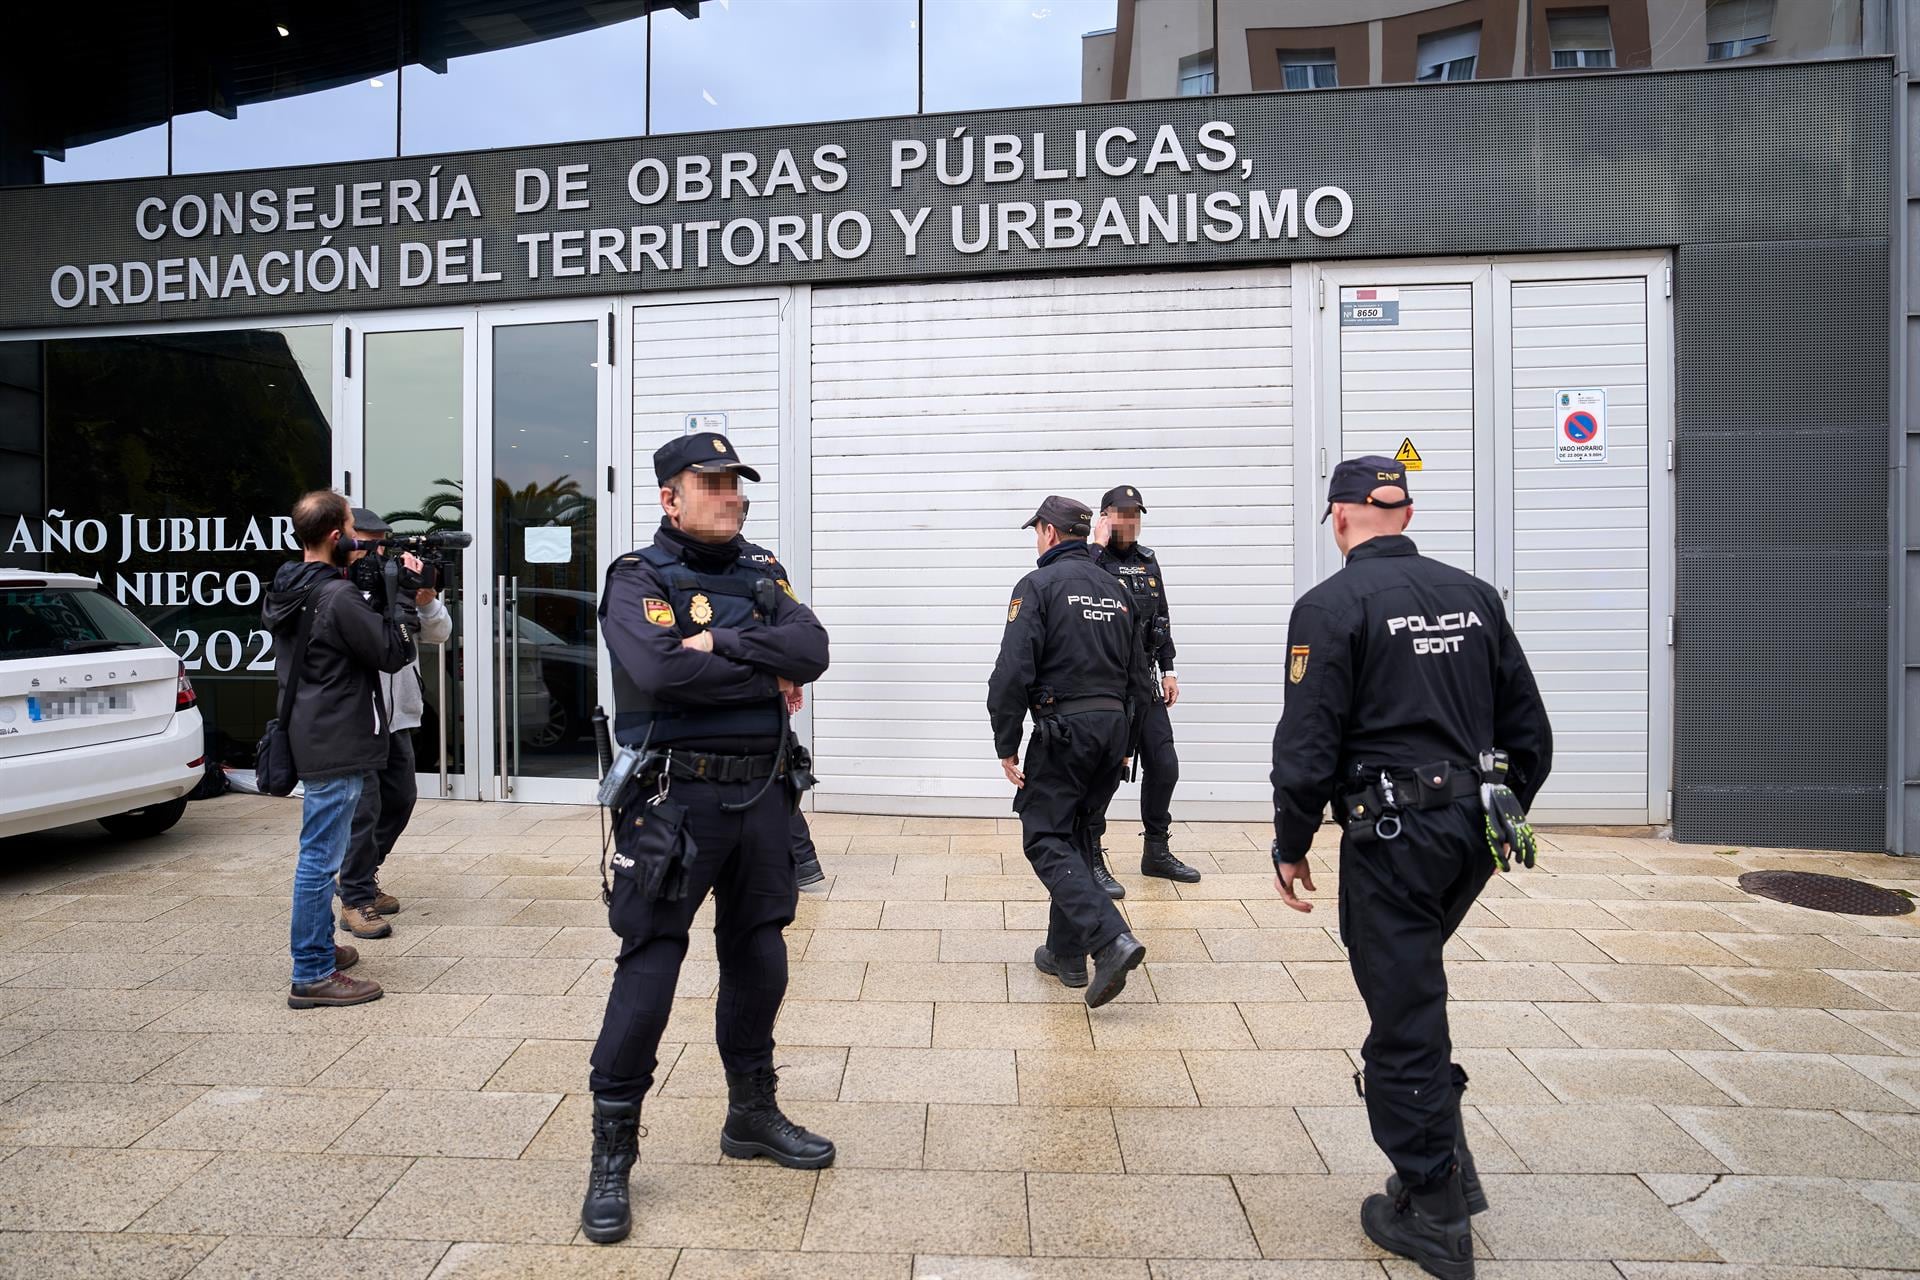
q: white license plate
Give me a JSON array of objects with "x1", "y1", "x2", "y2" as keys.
[{"x1": 27, "y1": 691, "x2": 133, "y2": 722}]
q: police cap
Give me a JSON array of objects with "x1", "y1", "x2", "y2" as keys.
[
  {"x1": 349, "y1": 507, "x2": 392, "y2": 536},
  {"x1": 1321, "y1": 455, "x2": 1413, "y2": 523},
  {"x1": 1021, "y1": 495, "x2": 1093, "y2": 538},
  {"x1": 1100, "y1": 485, "x2": 1147, "y2": 513},
  {"x1": 653, "y1": 432, "x2": 763, "y2": 486}
]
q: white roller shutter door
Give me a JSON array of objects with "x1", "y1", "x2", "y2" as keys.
[
  {"x1": 630, "y1": 297, "x2": 784, "y2": 554},
  {"x1": 1505, "y1": 275, "x2": 1654, "y2": 822},
  {"x1": 809, "y1": 268, "x2": 1294, "y2": 815}
]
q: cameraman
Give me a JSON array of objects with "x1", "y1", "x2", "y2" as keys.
[
  {"x1": 336, "y1": 508, "x2": 452, "y2": 940},
  {"x1": 262, "y1": 492, "x2": 418, "y2": 1009}
]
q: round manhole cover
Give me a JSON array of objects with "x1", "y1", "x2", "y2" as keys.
[{"x1": 1737, "y1": 871, "x2": 1915, "y2": 917}]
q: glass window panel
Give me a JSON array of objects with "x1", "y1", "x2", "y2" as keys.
[
  {"x1": 175, "y1": 73, "x2": 398, "y2": 174},
  {"x1": 925, "y1": 0, "x2": 1120, "y2": 111},
  {"x1": 1548, "y1": 9, "x2": 1614, "y2": 52},
  {"x1": 402, "y1": 18, "x2": 647, "y2": 155},
  {"x1": 650, "y1": 0, "x2": 917, "y2": 134},
  {"x1": 39, "y1": 326, "x2": 333, "y2": 766},
  {"x1": 1281, "y1": 51, "x2": 1338, "y2": 91},
  {"x1": 363, "y1": 328, "x2": 465, "y2": 780},
  {"x1": 42, "y1": 124, "x2": 169, "y2": 185},
  {"x1": 1708, "y1": 0, "x2": 1776, "y2": 43},
  {"x1": 1417, "y1": 25, "x2": 1481, "y2": 80},
  {"x1": 492, "y1": 321, "x2": 599, "y2": 780}
]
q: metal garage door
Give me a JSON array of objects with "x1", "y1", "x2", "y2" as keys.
[
  {"x1": 1497, "y1": 265, "x2": 1670, "y2": 824},
  {"x1": 808, "y1": 268, "x2": 1294, "y2": 816}
]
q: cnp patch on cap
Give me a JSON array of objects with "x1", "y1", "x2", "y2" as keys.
[
  {"x1": 1100, "y1": 485, "x2": 1147, "y2": 513},
  {"x1": 653, "y1": 432, "x2": 763, "y2": 486}
]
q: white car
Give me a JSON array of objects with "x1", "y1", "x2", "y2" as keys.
[{"x1": 0, "y1": 569, "x2": 205, "y2": 840}]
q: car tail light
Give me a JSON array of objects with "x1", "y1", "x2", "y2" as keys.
[
  {"x1": 176, "y1": 663, "x2": 197, "y2": 710},
  {"x1": 187, "y1": 756, "x2": 206, "y2": 768}
]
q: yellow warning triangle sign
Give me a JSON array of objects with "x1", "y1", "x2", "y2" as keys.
[{"x1": 1394, "y1": 437, "x2": 1423, "y2": 471}]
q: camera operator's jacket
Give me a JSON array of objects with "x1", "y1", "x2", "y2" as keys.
[
  {"x1": 377, "y1": 594, "x2": 451, "y2": 733},
  {"x1": 263, "y1": 561, "x2": 416, "y2": 781}
]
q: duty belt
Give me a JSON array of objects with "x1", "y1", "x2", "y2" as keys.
[
  {"x1": 1035, "y1": 695, "x2": 1125, "y2": 716},
  {"x1": 1342, "y1": 760, "x2": 1481, "y2": 840},
  {"x1": 656, "y1": 751, "x2": 783, "y2": 783}
]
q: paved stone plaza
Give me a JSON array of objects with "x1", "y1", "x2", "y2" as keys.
[{"x1": 0, "y1": 794, "x2": 1916, "y2": 1278}]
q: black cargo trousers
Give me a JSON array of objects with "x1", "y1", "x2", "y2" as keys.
[
  {"x1": 1338, "y1": 795, "x2": 1493, "y2": 1188},
  {"x1": 1015, "y1": 707, "x2": 1131, "y2": 963},
  {"x1": 588, "y1": 775, "x2": 796, "y2": 1106}
]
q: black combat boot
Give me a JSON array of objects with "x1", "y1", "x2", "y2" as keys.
[
  {"x1": 1086, "y1": 931, "x2": 1147, "y2": 1008},
  {"x1": 1362, "y1": 1164, "x2": 1475, "y2": 1280},
  {"x1": 721, "y1": 1066, "x2": 836, "y2": 1169},
  {"x1": 1140, "y1": 835, "x2": 1201, "y2": 883},
  {"x1": 581, "y1": 1096, "x2": 640, "y2": 1245},
  {"x1": 1089, "y1": 846, "x2": 1126, "y2": 899},
  {"x1": 1386, "y1": 1084, "x2": 1487, "y2": 1214},
  {"x1": 1034, "y1": 944, "x2": 1089, "y2": 989}
]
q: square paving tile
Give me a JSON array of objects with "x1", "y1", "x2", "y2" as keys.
[
  {"x1": 933, "y1": 1002, "x2": 1093, "y2": 1050},
  {"x1": 1089, "y1": 1004, "x2": 1257, "y2": 1051},
  {"x1": 353, "y1": 1156, "x2": 590, "y2": 1244},
  {"x1": 774, "y1": 999, "x2": 933, "y2": 1048},
  {"x1": 1113, "y1": 1105, "x2": 1324, "y2": 1175},
  {"x1": 1697, "y1": 968, "x2": 1888, "y2": 1010},
  {"x1": 0, "y1": 1231, "x2": 216, "y2": 1279},
  {"x1": 841, "y1": 1048, "x2": 1018, "y2": 1104},
  {"x1": 127, "y1": 1150, "x2": 411, "y2": 1236},
  {"x1": 675, "y1": 1248, "x2": 905, "y2": 1280},
  {"x1": 1017, "y1": 1050, "x2": 1198, "y2": 1107},
  {"x1": 0, "y1": 1029, "x2": 201, "y2": 1084},
  {"x1": 0, "y1": 1147, "x2": 211, "y2": 1232},
  {"x1": 1538, "y1": 1004, "x2": 1736, "y2": 1051},
  {"x1": 134, "y1": 1084, "x2": 382, "y2": 1153},
  {"x1": 142, "y1": 1033, "x2": 364, "y2": 1087},
  {"x1": 1182, "y1": 1050, "x2": 1359, "y2": 1107},
  {"x1": 923, "y1": 1103, "x2": 1123, "y2": 1172},
  {"x1": 1671, "y1": 1176, "x2": 1920, "y2": 1268},
  {"x1": 1472, "y1": 1174, "x2": 1717, "y2": 1260},
  {"x1": 1029, "y1": 1171, "x2": 1259, "y2": 1258},
  {"x1": 803, "y1": 1168, "x2": 1027, "y2": 1255},
  {"x1": 1234, "y1": 1173, "x2": 1396, "y2": 1259},
  {"x1": 1665, "y1": 1105, "x2": 1920, "y2": 1178},
  {"x1": 1236, "y1": 1002, "x2": 1374, "y2": 1051},
  {"x1": 479, "y1": 1038, "x2": 595, "y2": 1094},
  {"x1": 1687, "y1": 1007, "x2": 1894, "y2": 1055},
  {"x1": 1478, "y1": 1103, "x2": 1723, "y2": 1173},
  {"x1": 188, "y1": 1236, "x2": 450, "y2": 1279},
  {"x1": 1515, "y1": 1049, "x2": 1733, "y2": 1106},
  {"x1": 0, "y1": 1082, "x2": 204, "y2": 1148},
  {"x1": 312, "y1": 1034, "x2": 522, "y2": 1090},
  {"x1": 331, "y1": 1088, "x2": 561, "y2": 1158},
  {"x1": 1675, "y1": 1051, "x2": 1912, "y2": 1111}
]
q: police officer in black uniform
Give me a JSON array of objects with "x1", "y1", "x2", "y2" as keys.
[
  {"x1": 1270, "y1": 457, "x2": 1552, "y2": 1280},
  {"x1": 988, "y1": 495, "x2": 1151, "y2": 1008},
  {"x1": 1090, "y1": 484, "x2": 1202, "y2": 891},
  {"x1": 582, "y1": 432, "x2": 834, "y2": 1245}
]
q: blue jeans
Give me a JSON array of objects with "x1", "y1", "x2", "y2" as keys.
[{"x1": 291, "y1": 773, "x2": 368, "y2": 985}]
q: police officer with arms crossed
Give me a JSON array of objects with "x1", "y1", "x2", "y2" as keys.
[
  {"x1": 581, "y1": 432, "x2": 833, "y2": 1246},
  {"x1": 1270, "y1": 457, "x2": 1552, "y2": 1280},
  {"x1": 989, "y1": 495, "x2": 1152, "y2": 1008},
  {"x1": 1090, "y1": 484, "x2": 1203, "y2": 891}
]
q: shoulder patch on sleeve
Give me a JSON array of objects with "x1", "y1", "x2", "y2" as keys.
[
  {"x1": 1007, "y1": 597, "x2": 1023, "y2": 623},
  {"x1": 1289, "y1": 645, "x2": 1310, "y2": 684},
  {"x1": 777, "y1": 579, "x2": 799, "y2": 602},
  {"x1": 644, "y1": 598, "x2": 675, "y2": 627}
]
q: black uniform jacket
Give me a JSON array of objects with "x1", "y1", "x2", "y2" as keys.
[
  {"x1": 987, "y1": 540, "x2": 1155, "y2": 760},
  {"x1": 1092, "y1": 540, "x2": 1175, "y2": 670},
  {"x1": 1269, "y1": 535, "x2": 1553, "y2": 861},
  {"x1": 601, "y1": 522, "x2": 830, "y2": 733}
]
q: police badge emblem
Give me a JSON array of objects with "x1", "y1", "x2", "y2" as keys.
[
  {"x1": 1289, "y1": 645, "x2": 1310, "y2": 684},
  {"x1": 712, "y1": 438, "x2": 727, "y2": 453},
  {"x1": 643, "y1": 598, "x2": 675, "y2": 627},
  {"x1": 1007, "y1": 597, "x2": 1022, "y2": 622},
  {"x1": 690, "y1": 593, "x2": 715, "y2": 625}
]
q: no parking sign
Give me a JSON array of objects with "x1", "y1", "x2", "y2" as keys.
[{"x1": 1555, "y1": 388, "x2": 1607, "y2": 464}]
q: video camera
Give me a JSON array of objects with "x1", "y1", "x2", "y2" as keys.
[{"x1": 348, "y1": 529, "x2": 473, "y2": 619}]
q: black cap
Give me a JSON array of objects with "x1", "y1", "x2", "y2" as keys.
[
  {"x1": 1100, "y1": 485, "x2": 1147, "y2": 513},
  {"x1": 1021, "y1": 495, "x2": 1093, "y2": 538},
  {"x1": 653, "y1": 432, "x2": 762, "y2": 486},
  {"x1": 349, "y1": 507, "x2": 391, "y2": 536},
  {"x1": 1321, "y1": 456, "x2": 1413, "y2": 523}
]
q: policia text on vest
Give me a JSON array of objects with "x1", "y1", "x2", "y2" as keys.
[{"x1": 580, "y1": 432, "x2": 835, "y2": 1247}]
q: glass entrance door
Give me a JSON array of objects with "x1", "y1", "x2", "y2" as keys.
[{"x1": 345, "y1": 304, "x2": 614, "y2": 804}]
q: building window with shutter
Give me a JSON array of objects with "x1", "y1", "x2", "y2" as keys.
[
  {"x1": 1707, "y1": 0, "x2": 1774, "y2": 60},
  {"x1": 1416, "y1": 24, "x2": 1482, "y2": 81},
  {"x1": 1280, "y1": 49, "x2": 1339, "y2": 91},
  {"x1": 1548, "y1": 7, "x2": 1616, "y2": 69},
  {"x1": 1178, "y1": 52, "x2": 1217, "y2": 95}
]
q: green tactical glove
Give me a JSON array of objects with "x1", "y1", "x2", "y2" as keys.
[{"x1": 1480, "y1": 782, "x2": 1537, "y2": 871}]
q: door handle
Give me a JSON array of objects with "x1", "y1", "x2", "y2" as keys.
[
  {"x1": 436, "y1": 619, "x2": 450, "y2": 799},
  {"x1": 509, "y1": 576, "x2": 522, "y2": 787},
  {"x1": 496, "y1": 574, "x2": 509, "y2": 801}
]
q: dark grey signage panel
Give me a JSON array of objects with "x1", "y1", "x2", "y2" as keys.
[{"x1": 0, "y1": 59, "x2": 1890, "y2": 330}]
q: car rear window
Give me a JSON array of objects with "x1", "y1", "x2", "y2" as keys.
[{"x1": 1, "y1": 587, "x2": 162, "y2": 658}]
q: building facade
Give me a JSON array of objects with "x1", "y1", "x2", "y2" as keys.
[{"x1": 0, "y1": 1, "x2": 1907, "y2": 853}]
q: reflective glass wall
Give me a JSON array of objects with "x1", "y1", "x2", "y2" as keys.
[
  {"x1": 7, "y1": 328, "x2": 334, "y2": 767},
  {"x1": 7, "y1": 0, "x2": 1890, "y2": 186}
]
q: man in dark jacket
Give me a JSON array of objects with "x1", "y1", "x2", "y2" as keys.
[{"x1": 262, "y1": 491, "x2": 417, "y2": 1010}]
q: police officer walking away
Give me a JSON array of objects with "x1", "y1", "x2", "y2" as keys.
[
  {"x1": 1270, "y1": 457, "x2": 1551, "y2": 1280},
  {"x1": 989, "y1": 495, "x2": 1150, "y2": 1008},
  {"x1": 1090, "y1": 484, "x2": 1202, "y2": 889},
  {"x1": 582, "y1": 432, "x2": 834, "y2": 1245}
]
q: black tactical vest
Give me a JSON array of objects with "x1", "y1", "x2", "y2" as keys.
[{"x1": 609, "y1": 542, "x2": 785, "y2": 748}]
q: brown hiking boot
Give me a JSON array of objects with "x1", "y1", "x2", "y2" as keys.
[
  {"x1": 335, "y1": 945, "x2": 360, "y2": 972},
  {"x1": 288, "y1": 971, "x2": 384, "y2": 1009},
  {"x1": 372, "y1": 888, "x2": 400, "y2": 915},
  {"x1": 338, "y1": 903, "x2": 391, "y2": 940}
]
